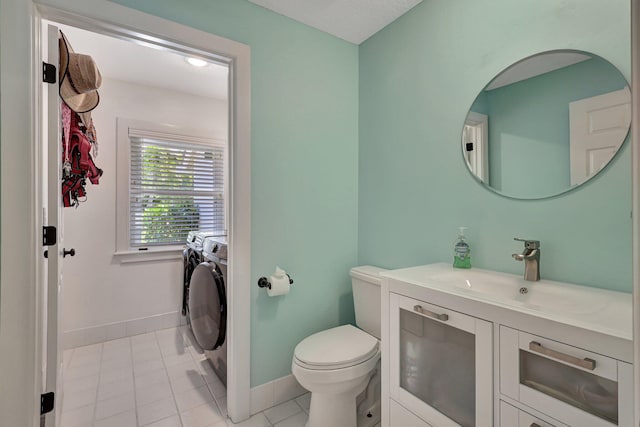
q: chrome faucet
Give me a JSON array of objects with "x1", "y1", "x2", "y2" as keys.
[{"x1": 512, "y1": 238, "x2": 540, "y2": 281}]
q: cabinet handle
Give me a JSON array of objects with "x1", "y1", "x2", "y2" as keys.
[
  {"x1": 530, "y1": 424, "x2": 541, "y2": 427},
  {"x1": 413, "y1": 305, "x2": 449, "y2": 321},
  {"x1": 529, "y1": 341, "x2": 596, "y2": 371}
]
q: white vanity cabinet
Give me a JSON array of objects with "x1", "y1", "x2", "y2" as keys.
[
  {"x1": 388, "y1": 293, "x2": 493, "y2": 427},
  {"x1": 380, "y1": 263, "x2": 633, "y2": 427}
]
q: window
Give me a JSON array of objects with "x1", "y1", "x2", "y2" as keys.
[{"x1": 117, "y1": 119, "x2": 226, "y2": 255}]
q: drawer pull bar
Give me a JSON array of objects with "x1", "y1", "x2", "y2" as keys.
[
  {"x1": 529, "y1": 341, "x2": 596, "y2": 371},
  {"x1": 530, "y1": 424, "x2": 541, "y2": 427},
  {"x1": 413, "y1": 305, "x2": 449, "y2": 321}
]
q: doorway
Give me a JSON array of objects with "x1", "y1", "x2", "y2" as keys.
[
  {"x1": 30, "y1": 3, "x2": 251, "y2": 425},
  {"x1": 44, "y1": 20, "x2": 230, "y2": 426}
]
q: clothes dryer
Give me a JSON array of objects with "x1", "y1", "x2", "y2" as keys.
[
  {"x1": 182, "y1": 230, "x2": 222, "y2": 316},
  {"x1": 189, "y1": 236, "x2": 228, "y2": 385}
]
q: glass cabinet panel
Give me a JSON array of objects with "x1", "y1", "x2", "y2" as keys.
[
  {"x1": 399, "y1": 308, "x2": 475, "y2": 427},
  {"x1": 520, "y1": 350, "x2": 618, "y2": 424}
]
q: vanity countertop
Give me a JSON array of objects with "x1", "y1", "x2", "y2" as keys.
[{"x1": 381, "y1": 263, "x2": 633, "y2": 361}]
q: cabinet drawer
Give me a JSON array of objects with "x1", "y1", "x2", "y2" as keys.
[
  {"x1": 500, "y1": 401, "x2": 568, "y2": 427},
  {"x1": 500, "y1": 326, "x2": 633, "y2": 426},
  {"x1": 390, "y1": 399, "x2": 431, "y2": 427}
]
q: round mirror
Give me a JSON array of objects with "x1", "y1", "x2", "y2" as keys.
[{"x1": 462, "y1": 50, "x2": 630, "y2": 199}]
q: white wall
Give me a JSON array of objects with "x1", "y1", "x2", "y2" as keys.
[{"x1": 62, "y1": 77, "x2": 227, "y2": 347}]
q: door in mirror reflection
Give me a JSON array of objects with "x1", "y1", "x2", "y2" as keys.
[
  {"x1": 462, "y1": 50, "x2": 630, "y2": 200},
  {"x1": 463, "y1": 112, "x2": 488, "y2": 183},
  {"x1": 569, "y1": 88, "x2": 631, "y2": 185}
]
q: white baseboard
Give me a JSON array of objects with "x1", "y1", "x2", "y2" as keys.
[
  {"x1": 250, "y1": 374, "x2": 308, "y2": 415},
  {"x1": 62, "y1": 311, "x2": 185, "y2": 349}
]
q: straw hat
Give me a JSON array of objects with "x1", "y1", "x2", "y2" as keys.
[{"x1": 59, "y1": 31, "x2": 102, "y2": 114}]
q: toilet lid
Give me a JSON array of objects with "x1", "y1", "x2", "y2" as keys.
[{"x1": 294, "y1": 325, "x2": 378, "y2": 369}]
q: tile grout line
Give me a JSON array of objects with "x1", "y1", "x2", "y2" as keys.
[
  {"x1": 91, "y1": 343, "x2": 104, "y2": 427},
  {"x1": 127, "y1": 337, "x2": 139, "y2": 427},
  {"x1": 95, "y1": 340, "x2": 135, "y2": 425},
  {"x1": 60, "y1": 347, "x2": 104, "y2": 426},
  {"x1": 156, "y1": 329, "x2": 186, "y2": 427},
  {"x1": 185, "y1": 325, "x2": 230, "y2": 425},
  {"x1": 181, "y1": 325, "x2": 220, "y2": 425},
  {"x1": 186, "y1": 330, "x2": 226, "y2": 422},
  {"x1": 269, "y1": 400, "x2": 304, "y2": 427}
]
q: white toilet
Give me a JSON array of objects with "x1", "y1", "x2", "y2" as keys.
[{"x1": 292, "y1": 266, "x2": 386, "y2": 427}]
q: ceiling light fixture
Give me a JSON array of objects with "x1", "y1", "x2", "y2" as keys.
[{"x1": 186, "y1": 57, "x2": 208, "y2": 67}]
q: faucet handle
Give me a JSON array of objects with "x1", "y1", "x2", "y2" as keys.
[{"x1": 514, "y1": 237, "x2": 540, "y2": 249}]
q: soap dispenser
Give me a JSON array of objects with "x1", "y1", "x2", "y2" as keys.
[{"x1": 453, "y1": 227, "x2": 471, "y2": 269}]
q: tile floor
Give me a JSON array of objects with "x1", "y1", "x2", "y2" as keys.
[{"x1": 60, "y1": 326, "x2": 310, "y2": 427}]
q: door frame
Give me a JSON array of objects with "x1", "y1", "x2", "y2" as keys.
[
  {"x1": 0, "y1": 0, "x2": 44, "y2": 424},
  {"x1": 463, "y1": 111, "x2": 489, "y2": 184},
  {"x1": 0, "y1": 0, "x2": 252, "y2": 424},
  {"x1": 633, "y1": 0, "x2": 640, "y2": 423}
]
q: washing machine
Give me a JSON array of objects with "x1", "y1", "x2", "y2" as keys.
[
  {"x1": 188, "y1": 235, "x2": 228, "y2": 385},
  {"x1": 182, "y1": 230, "x2": 222, "y2": 316}
]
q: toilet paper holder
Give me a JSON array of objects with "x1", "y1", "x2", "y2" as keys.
[{"x1": 258, "y1": 274, "x2": 294, "y2": 290}]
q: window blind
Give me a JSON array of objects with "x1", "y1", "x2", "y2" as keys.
[{"x1": 129, "y1": 136, "x2": 225, "y2": 247}]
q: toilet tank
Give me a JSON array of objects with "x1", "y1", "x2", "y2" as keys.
[{"x1": 350, "y1": 266, "x2": 388, "y2": 339}]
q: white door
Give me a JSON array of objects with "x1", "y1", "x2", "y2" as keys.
[
  {"x1": 569, "y1": 87, "x2": 631, "y2": 185},
  {"x1": 43, "y1": 23, "x2": 64, "y2": 427},
  {"x1": 462, "y1": 112, "x2": 489, "y2": 184}
]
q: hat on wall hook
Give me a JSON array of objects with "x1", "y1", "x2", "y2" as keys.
[{"x1": 58, "y1": 31, "x2": 102, "y2": 115}]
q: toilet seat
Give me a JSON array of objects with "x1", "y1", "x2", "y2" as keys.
[{"x1": 293, "y1": 325, "x2": 378, "y2": 370}]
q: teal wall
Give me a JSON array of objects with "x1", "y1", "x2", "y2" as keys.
[
  {"x1": 359, "y1": 0, "x2": 631, "y2": 292},
  {"x1": 113, "y1": 0, "x2": 359, "y2": 386},
  {"x1": 113, "y1": 0, "x2": 631, "y2": 389},
  {"x1": 480, "y1": 57, "x2": 627, "y2": 197}
]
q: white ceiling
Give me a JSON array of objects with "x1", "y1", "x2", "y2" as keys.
[
  {"x1": 51, "y1": 22, "x2": 228, "y2": 100},
  {"x1": 248, "y1": 0, "x2": 423, "y2": 44}
]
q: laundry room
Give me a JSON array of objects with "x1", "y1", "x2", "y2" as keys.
[
  {"x1": 53, "y1": 23, "x2": 229, "y2": 344},
  {"x1": 49, "y1": 22, "x2": 232, "y2": 425}
]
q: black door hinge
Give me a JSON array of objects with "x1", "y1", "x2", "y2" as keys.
[
  {"x1": 40, "y1": 392, "x2": 55, "y2": 415},
  {"x1": 42, "y1": 62, "x2": 56, "y2": 84},
  {"x1": 43, "y1": 226, "x2": 57, "y2": 246}
]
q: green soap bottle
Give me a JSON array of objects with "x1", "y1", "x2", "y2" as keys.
[{"x1": 453, "y1": 227, "x2": 471, "y2": 269}]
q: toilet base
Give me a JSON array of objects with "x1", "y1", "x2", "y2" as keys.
[
  {"x1": 305, "y1": 376, "x2": 369, "y2": 427},
  {"x1": 356, "y1": 399, "x2": 380, "y2": 427}
]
